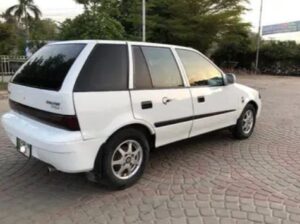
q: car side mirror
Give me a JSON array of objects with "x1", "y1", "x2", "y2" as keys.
[{"x1": 225, "y1": 73, "x2": 236, "y2": 85}]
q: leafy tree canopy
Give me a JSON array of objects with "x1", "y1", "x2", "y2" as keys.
[
  {"x1": 4, "y1": 0, "x2": 41, "y2": 25},
  {"x1": 211, "y1": 24, "x2": 255, "y2": 69},
  {"x1": 29, "y1": 19, "x2": 58, "y2": 41},
  {"x1": 119, "y1": 0, "x2": 143, "y2": 40},
  {"x1": 59, "y1": 0, "x2": 124, "y2": 40},
  {"x1": 145, "y1": 0, "x2": 250, "y2": 52},
  {"x1": 0, "y1": 22, "x2": 16, "y2": 54}
]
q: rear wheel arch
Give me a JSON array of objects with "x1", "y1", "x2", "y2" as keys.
[
  {"x1": 110, "y1": 124, "x2": 156, "y2": 149},
  {"x1": 93, "y1": 124, "x2": 153, "y2": 189},
  {"x1": 93, "y1": 123, "x2": 155, "y2": 175}
]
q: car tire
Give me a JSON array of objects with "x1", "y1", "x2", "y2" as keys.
[
  {"x1": 96, "y1": 128, "x2": 150, "y2": 190},
  {"x1": 232, "y1": 104, "x2": 256, "y2": 139}
]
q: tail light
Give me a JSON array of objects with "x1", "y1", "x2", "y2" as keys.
[
  {"x1": 61, "y1": 116, "x2": 80, "y2": 131},
  {"x1": 9, "y1": 100, "x2": 80, "y2": 131}
]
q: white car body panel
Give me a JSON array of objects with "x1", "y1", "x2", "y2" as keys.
[
  {"x1": 130, "y1": 89, "x2": 193, "y2": 147},
  {"x1": 1, "y1": 111, "x2": 103, "y2": 172},
  {"x1": 8, "y1": 83, "x2": 75, "y2": 115},
  {"x1": 235, "y1": 83, "x2": 262, "y2": 117},
  {"x1": 188, "y1": 85, "x2": 240, "y2": 137},
  {"x1": 1, "y1": 40, "x2": 262, "y2": 173},
  {"x1": 74, "y1": 91, "x2": 137, "y2": 140}
]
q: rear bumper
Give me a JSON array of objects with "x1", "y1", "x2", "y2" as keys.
[{"x1": 1, "y1": 111, "x2": 104, "y2": 173}]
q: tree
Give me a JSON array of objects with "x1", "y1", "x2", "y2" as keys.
[
  {"x1": 259, "y1": 41, "x2": 300, "y2": 75},
  {"x1": 119, "y1": 0, "x2": 143, "y2": 40},
  {"x1": 74, "y1": 0, "x2": 99, "y2": 11},
  {"x1": 0, "y1": 22, "x2": 16, "y2": 54},
  {"x1": 74, "y1": 0, "x2": 120, "y2": 16},
  {"x1": 59, "y1": 0, "x2": 124, "y2": 40},
  {"x1": 120, "y1": 0, "x2": 249, "y2": 52},
  {"x1": 156, "y1": 0, "x2": 249, "y2": 52},
  {"x1": 211, "y1": 24, "x2": 255, "y2": 69},
  {"x1": 5, "y1": 0, "x2": 41, "y2": 23},
  {"x1": 5, "y1": 0, "x2": 41, "y2": 39},
  {"x1": 29, "y1": 19, "x2": 58, "y2": 41},
  {"x1": 59, "y1": 12, "x2": 124, "y2": 40}
]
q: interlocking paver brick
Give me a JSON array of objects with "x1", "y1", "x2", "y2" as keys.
[
  {"x1": 215, "y1": 209, "x2": 229, "y2": 217},
  {"x1": 211, "y1": 201, "x2": 225, "y2": 209},
  {"x1": 248, "y1": 212, "x2": 264, "y2": 222},
  {"x1": 182, "y1": 201, "x2": 196, "y2": 209},
  {"x1": 155, "y1": 209, "x2": 169, "y2": 220},
  {"x1": 270, "y1": 202, "x2": 284, "y2": 210},
  {"x1": 264, "y1": 216, "x2": 280, "y2": 224},
  {"x1": 290, "y1": 214, "x2": 300, "y2": 222},
  {"x1": 256, "y1": 206, "x2": 271, "y2": 216},
  {"x1": 273, "y1": 210, "x2": 287, "y2": 219},
  {"x1": 170, "y1": 208, "x2": 185, "y2": 218},
  {"x1": 171, "y1": 217, "x2": 187, "y2": 224},
  {"x1": 185, "y1": 208, "x2": 200, "y2": 217},
  {"x1": 155, "y1": 220, "x2": 170, "y2": 224},
  {"x1": 286, "y1": 206, "x2": 300, "y2": 214},
  {"x1": 241, "y1": 204, "x2": 255, "y2": 212},
  {"x1": 236, "y1": 220, "x2": 253, "y2": 224},
  {"x1": 2, "y1": 75, "x2": 300, "y2": 223},
  {"x1": 196, "y1": 201, "x2": 210, "y2": 208},
  {"x1": 220, "y1": 218, "x2": 234, "y2": 224},
  {"x1": 187, "y1": 217, "x2": 203, "y2": 224},
  {"x1": 200, "y1": 208, "x2": 215, "y2": 217},
  {"x1": 203, "y1": 217, "x2": 219, "y2": 224},
  {"x1": 231, "y1": 210, "x2": 247, "y2": 219},
  {"x1": 254, "y1": 200, "x2": 269, "y2": 208}
]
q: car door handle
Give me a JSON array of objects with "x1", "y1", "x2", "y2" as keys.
[
  {"x1": 141, "y1": 101, "x2": 153, "y2": 109},
  {"x1": 197, "y1": 96, "x2": 205, "y2": 103},
  {"x1": 162, "y1": 97, "x2": 173, "y2": 105}
]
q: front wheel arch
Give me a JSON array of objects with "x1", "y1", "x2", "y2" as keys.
[
  {"x1": 233, "y1": 103, "x2": 257, "y2": 139},
  {"x1": 247, "y1": 100, "x2": 258, "y2": 114}
]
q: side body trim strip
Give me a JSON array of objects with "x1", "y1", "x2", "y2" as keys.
[{"x1": 154, "y1": 109, "x2": 236, "y2": 128}]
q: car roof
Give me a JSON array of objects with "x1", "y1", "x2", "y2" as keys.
[{"x1": 49, "y1": 40, "x2": 195, "y2": 51}]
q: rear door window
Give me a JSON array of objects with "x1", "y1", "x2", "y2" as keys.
[
  {"x1": 140, "y1": 46, "x2": 183, "y2": 88},
  {"x1": 132, "y1": 46, "x2": 153, "y2": 89},
  {"x1": 74, "y1": 44, "x2": 128, "y2": 92},
  {"x1": 12, "y1": 44, "x2": 86, "y2": 91}
]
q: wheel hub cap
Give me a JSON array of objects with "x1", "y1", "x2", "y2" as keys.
[
  {"x1": 111, "y1": 140, "x2": 143, "y2": 180},
  {"x1": 242, "y1": 110, "x2": 254, "y2": 134}
]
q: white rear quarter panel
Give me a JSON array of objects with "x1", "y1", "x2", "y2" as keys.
[{"x1": 74, "y1": 91, "x2": 135, "y2": 140}]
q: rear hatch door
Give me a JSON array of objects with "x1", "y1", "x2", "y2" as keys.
[{"x1": 8, "y1": 42, "x2": 90, "y2": 130}]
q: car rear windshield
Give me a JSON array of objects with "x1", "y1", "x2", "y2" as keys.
[{"x1": 12, "y1": 43, "x2": 86, "y2": 91}]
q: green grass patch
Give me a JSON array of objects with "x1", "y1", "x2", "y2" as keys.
[{"x1": 0, "y1": 82, "x2": 8, "y2": 91}]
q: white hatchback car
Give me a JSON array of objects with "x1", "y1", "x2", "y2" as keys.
[{"x1": 2, "y1": 40, "x2": 261, "y2": 189}]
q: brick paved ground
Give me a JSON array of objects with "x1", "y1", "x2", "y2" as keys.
[{"x1": 1, "y1": 75, "x2": 300, "y2": 224}]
